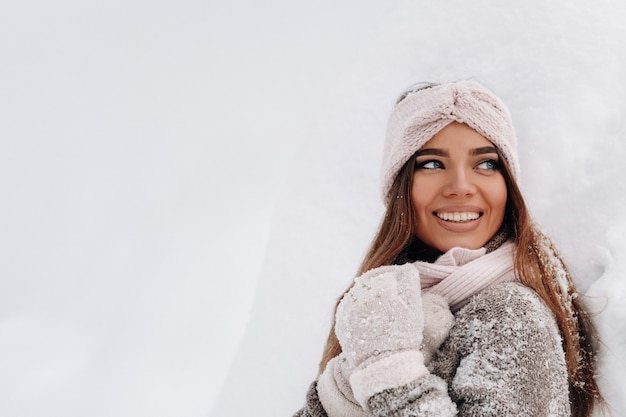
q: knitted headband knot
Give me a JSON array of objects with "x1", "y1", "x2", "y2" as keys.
[{"x1": 380, "y1": 80, "x2": 520, "y2": 204}]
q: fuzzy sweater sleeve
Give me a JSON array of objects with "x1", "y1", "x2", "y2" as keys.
[{"x1": 293, "y1": 381, "x2": 329, "y2": 417}]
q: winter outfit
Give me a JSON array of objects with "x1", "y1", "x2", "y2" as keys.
[
  {"x1": 294, "y1": 241, "x2": 571, "y2": 417},
  {"x1": 294, "y1": 81, "x2": 571, "y2": 416}
]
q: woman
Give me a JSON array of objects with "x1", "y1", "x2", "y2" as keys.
[{"x1": 294, "y1": 81, "x2": 603, "y2": 417}]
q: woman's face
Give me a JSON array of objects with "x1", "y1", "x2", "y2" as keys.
[{"x1": 411, "y1": 122, "x2": 507, "y2": 252}]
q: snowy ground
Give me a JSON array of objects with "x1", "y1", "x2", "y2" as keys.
[{"x1": 1, "y1": 1, "x2": 625, "y2": 417}]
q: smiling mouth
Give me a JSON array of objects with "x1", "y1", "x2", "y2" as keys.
[{"x1": 435, "y1": 212, "x2": 482, "y2": 223}]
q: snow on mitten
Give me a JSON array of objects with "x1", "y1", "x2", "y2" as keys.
[
  {"x1": 335, "y1": 263, "x2": 429, "y2": 408},
  {"x1": 421, "y1": 293, "x2": 455, "y2": 364}
]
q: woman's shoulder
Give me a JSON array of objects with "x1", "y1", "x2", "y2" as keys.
[
  {"x1": 449, "y1": 281, "x2": 563, "y2": 350},
  {"x1": 458, "y1": 281, "x2": 554, "y2": 322},
  {"x1": 437, "y1": 281, "x2": 564, "y2": 358},
  {"x1": 435, "y1": 281, "x2": 567, "y2": 382},
  {"x1": 433, "y1": 284, "x2": 571, "y2": 416}
]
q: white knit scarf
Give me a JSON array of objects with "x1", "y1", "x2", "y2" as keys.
[{"x1": 414, "y1": 241, "x2": 517, "y2": 312}]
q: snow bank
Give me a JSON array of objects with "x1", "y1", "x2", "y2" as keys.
[{"x1": 211, "y1": 1, "x2": 626, "y2": 416}]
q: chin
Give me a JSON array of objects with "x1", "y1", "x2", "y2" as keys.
[{"x1": 436, "y1": 238, "x2": 487, "y2": 252}]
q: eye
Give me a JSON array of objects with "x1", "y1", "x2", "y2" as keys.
[
  {"x1": 416, "y1": 160, "x2": 444, "y2": 170},
  {"x1": 476, "y1": 159, "x2": 500, "y2": 171}
]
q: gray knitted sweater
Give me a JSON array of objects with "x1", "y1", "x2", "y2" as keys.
[{"x1": 294, "y1": 282, "x2": 570, "y2": 416}]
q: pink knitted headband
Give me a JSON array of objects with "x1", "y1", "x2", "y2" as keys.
[{"x1": 380, "y1": 80, "x2": 520, "y2": 204}]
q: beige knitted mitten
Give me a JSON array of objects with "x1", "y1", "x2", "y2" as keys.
[
  {"x1": 421, "y1": 293, "x2": 455, "y2": 364},
  {"x1": 334, "y1": 263, "x2": 429, "y2": 408}
]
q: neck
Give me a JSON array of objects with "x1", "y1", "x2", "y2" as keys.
[{"x1": 398, "y1": 228, "x2": 510, "y2": 264}]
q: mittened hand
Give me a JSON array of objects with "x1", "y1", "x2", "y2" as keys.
[
  {"x1": 335, "y1": 263, "x2": 424, "y2": 369},
  {"x1": 421, "y1": 293, "x2": 455, "y2": 364}
]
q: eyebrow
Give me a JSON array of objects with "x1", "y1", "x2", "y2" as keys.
[
  {"x1": 415, "y1": 146, "x2": 498, "y2": 158},
  {"x1": 471, "y1": 146, "x2": 499, "y2": 156},
  {"x1": 415, "y1": 148, "x2": 448, "y2": 157}
]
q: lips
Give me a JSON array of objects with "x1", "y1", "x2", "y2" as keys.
[{"x1": 435, "y1": 211, "x2": 482, "y2": 223}]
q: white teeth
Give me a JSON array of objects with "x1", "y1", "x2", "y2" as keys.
[{"x1": 436, "y1": 212, "x2": 481, "y2": 222}]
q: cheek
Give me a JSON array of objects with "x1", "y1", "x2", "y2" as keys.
[
  {"x1": 410, "y1": 179, "x2": 439, "y2": 231},
  {"x1": 489, "y1": 180, "x2": 508, "y2": 217},
  {"x1": 410, "y1": 180, "x2": 429, "y2": 216}
]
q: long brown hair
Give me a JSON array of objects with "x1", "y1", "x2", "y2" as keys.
[{"x1": 318, "y1": 148, "x2": 603, "y2": 417}]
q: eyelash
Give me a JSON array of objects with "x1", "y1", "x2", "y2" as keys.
[
  {"x1": 415, "y1": 159, "x2": 501, "y2": 171},
  {"x1": 415, "y1": 160, "x2": 444, "y2": 170},
  {"x1": 477, "y1": 159, "x2": 501, "y2": 171}
]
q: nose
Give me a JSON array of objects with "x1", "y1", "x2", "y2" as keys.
[{"x1": 443, "y1": 168, "x2": 476, "y2": 197}]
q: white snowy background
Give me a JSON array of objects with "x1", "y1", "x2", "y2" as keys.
[{"x1": 1, "y1": 1, "x2": 625, "y2": 416}]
